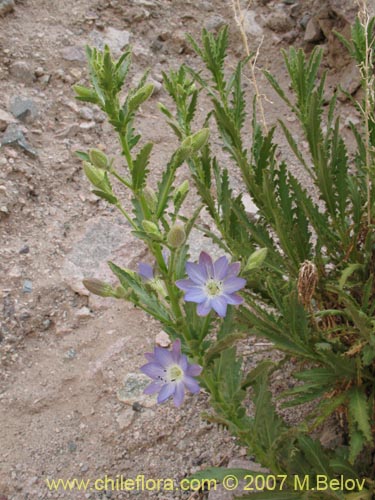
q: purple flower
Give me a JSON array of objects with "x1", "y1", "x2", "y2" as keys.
[
  {"x1": 176, "y1": 251, "x2": 246, "y2": 317},
  {"x1": 140, "y1": 339, "x2": 202, "y2": 407},
  {"x1": 138, "y1": 262, "x2": 154, "y2": 281},
  {"x1": 138, "y1": 250, "x2": 170, "y2": 282}
]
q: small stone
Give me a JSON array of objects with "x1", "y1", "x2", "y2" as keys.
[
  {"x1": 0, "y1": 109, "x2": 16, "y2": 132},
  {"x1": 80, "y1": 464, "x2": 89, "y2": 473},
  {"x1": 89, "y1": 28, "x2": 131, "y2": 58},
  {"x1": 34, "y1": 67, "x2": 45, "y2": 77},
  {"x1": 68, "y1": 441, "x2": 77, "y2": 452},
  {"x1": 132, "y1": 402, "x2": 143, "y2": 412},
  {"x1": 241, "y1": 193, "x2": 259, "y2": 217},
  {"x1": 117, "y1": 373, "x2": 155, "y2": 407},
  {"x1": 19, "y1": 245, "x2": 30, "y2": 254},
  {"x1": 39, "y1": 74, "x2": 51, "y2": 86},
  {"x1": 300, "y1": 13, "x2": 310, "y2": 29},
  {"x1": 61, "y1": 46, "x2": 86, "y2": 62},
  {"x1": 75, "y1": 306, "x2": 92, "y2": 320},
  {"x1": 0, "y1": 0, "x2": 14, "y2": 16},
  {"x1": 265, "y1": 10, "x2": 294, "y2": 33},
  {"x1": 116, "y1": 408, "x2": 135, "y2": 430},
  {"x1": 10, "y1": 97, "x2": 38, "y2": 123},
  {"x1": 304, "y1": 17, "x2": 323, "y2": 43},
  {"x1": 64, "y1": 348, "x2": 77, "y2": 360},
  {"x1": 155, "y1": 330, "x2": 171, "y2": 347},
  {"x1": 1, "y1": 124, "x2": 37, "y2": 157},
  {"x1": 241, "y1": 10, "x2": 263, "y2": 37},
  {"x1": 339, "y1": 61, "x2": 361, "y2": 100},
  {"x1": 9, "y1": 61, "x2": 34, "y2": 84},
  {"x1": 205, "y1": 15, "x2": 225, "y2": 31},
  {"x1": 22, "y1": 280, "x2": 33, "y2": 293},
  {"x1": 78, "y1": 106, "x2": 94, "y2": 121},
  {"x1": 42, "y1": 319, "x2": 51, "y2": 330}
]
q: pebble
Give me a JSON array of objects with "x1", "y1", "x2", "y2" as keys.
[
  {"x1": 89, "y1": 27, "x2": 131, "y2": 58},
  {"x1": 0, "y1": 109, "x2": 16, "y2": 132},
  {"x1": 64, "y1": 348, "x2": 77, "y2": 360},
  {"x1": 78, "y1": 106, "x2": 94, "y2": 121},
  {"x1": 61, "y1": 46, "x2": 86, "y2": 62},
  {"x1": 241, "y1": 10, "x2": 263, "y2": 37},
  {"x1": 10, "y1": 97, "x2": 38, "y2": 123},
  {"x1": 9, "y1": 61, "x2": 34, "y2": 84},
  {"x1": 22, "y1": 280, "x2": 33, "y2": 293},
  {"x1": 116, "y1": 408, "x2": 135, "y2": 430},
  {"x1": 265, "y1": 10, "x2": 294, "y2": 33},
  {"x1": 1, "y1": 124, "x2": 37, "y2": 157},
  {"x1": 205, "y1": 15, "x2": 225, "y2": 31},
  {"x1": 75, "y1": 306, "x2": 92, "y2": 320},
  {"x1": 34, "y1": 67, "x2": 45, "y2": 77},
  {"x1": 19, "y1": 245, "x2": 30, "y2": 254},
  {"x1": 0, "y1": 0, "x2": 14, "y2": 16},
  {"x1": 68, "y1": 441, "x2": 77, "y2": 452},
  {"x1": 304, "y1": 17, "x2": 323, "y2": 43}
]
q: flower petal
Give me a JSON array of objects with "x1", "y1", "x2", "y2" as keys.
[
  {"x1": 175, "y1": 278, "x2": 196, "y2": 292},
  {"x1": 138, "y1": 262, "x2": 154, "y2": 281},
  {"x1": 211, "y1": 296, "x2": 228, "y2": 317},
  {"x1": 184, "y1": 286, "x2": 206, "y2": 303},
  {"x1": 224, "y1": 293, "x2": 244, "y2": 305},
  {"x1": 171, "y1": 339, "x2": 182, "y2": 363},
  {"x1": 173, "y1": 381, "x2": 185, "y2": 407},
  {"x1": 197, "y1": 299, "x2": 212, "y2": 316},
  {"x1": 153, "y1": 346, "x2": 174, "y2": 368},
  {"x1": 199, "y1": 252, "x2": 214, "y2": 278},
  {"x1": 144, "y1": 352, "x2": 155, "y2": 362},
  {"x1": 213, "y1": 256, "x2": 229, "y2": 280},
  {"x1": 157, "y1": 382, "x2": 175, "y2": 403},
  {"x1": 227, "y1": 262, "x2": 241, "y2": 277},
  {"x1": 186, "y1": 363, "x2": 202, "y2": 377},
  {"x1": 144, "y1": 381, "x2": 162, "y2": 395},
  {"x1": 179, "y1": 354, "x2": 188, "y2": 371},
  {"x1": 186, "y1": 262, "x2": 208, "y2": 284},
  {"x1": 140, "y1": 362, "x2": 165, "y2": 380},
  {"x1": 183, "y1": 375, "x2": 200, "y2": 394},
  {"x1": 223, "y1": 276, "x2": 246, "y2": 293}
]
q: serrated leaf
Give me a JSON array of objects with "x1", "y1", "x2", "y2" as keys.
[
  {"x1": 132, "y1": 142, "x2": 153, "y2": 191},
  {"x1": 348, "y1": 429, "x2": 365, "y2": 464},
  {"x1": 348, "y1": 387, "x2": 372, "y2": 442}
]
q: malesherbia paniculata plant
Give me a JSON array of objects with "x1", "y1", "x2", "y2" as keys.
[{"x1": 74, "y1": 14, "x2": 375, "y2": 498}]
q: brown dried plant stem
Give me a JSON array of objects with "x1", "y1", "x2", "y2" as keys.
[
  {"x1": 232, "y1": 0, "x2": 268, "y2": 133},
  {"x1": 358, "y1": 0, "x2": 375, "y2": 225}
]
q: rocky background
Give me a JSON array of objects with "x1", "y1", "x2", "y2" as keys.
[{"x1": 0, "y1": 0, "x2": 365, "y2": 499}]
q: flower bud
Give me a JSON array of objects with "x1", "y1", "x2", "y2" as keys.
[
  {"x1": 128, "y1": 83, "x2": 154, "y2": 113},
  {"x1": 244, "y1": 248, "x2": 268, "y2": 272},
  {"x1": 143, "y1": 186, "x2": 157, "y2": 212},
  {"x1": 83, "y1": 161, "x2": 106, "y2": 189},
  {"x1": 190, "y1": 128, "x2": 209, "y2": 152},
  {"x1": 89, "y1": 149, "x2": 109, "y2": 170},
  {"x1": 142, "y1": 220, "x2": 163, "y2": 240},
  {"x1": 174, "y1": 180, "x2": 189, "y2": 200},
  {"x1": 167, "y1": 222, "x2": 186, "y2": 248},
  {"x1": 83, "y1": 279, "x2": 116, "y2": 297}
]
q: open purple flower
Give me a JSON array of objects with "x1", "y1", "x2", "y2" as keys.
[
  {"x1": 176, "y1": 251, "x2": 246, "y2": 317},
  {"x1": 140, "y1": 339, "x2": 202, "y2": 407}
]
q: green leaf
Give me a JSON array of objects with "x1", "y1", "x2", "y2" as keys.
[
  {"x1": 339, "y1": 263, "x2": 364, "y2": 289},
  {"x1": 91, "y1": 190, "x2": 118, "y2": 204},
  {"x1": 348, "y1": 387, "x2": 372, "y2": 442},
  {"x1": 132, "y1": 142, "x2": 153, "y2": 191}
]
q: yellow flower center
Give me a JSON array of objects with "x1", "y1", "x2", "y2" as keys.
[
  {"x1": 168, "y1": 365, "x2": 183, "y2": 382},
  {"x1": 205, "y1": 279, "x2": 223, "y2": 297}
]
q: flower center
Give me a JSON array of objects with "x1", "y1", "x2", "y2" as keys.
[
  {"x1": 168, "y1": 364, "x2": 184, "y2": 382},
  {"x1": 205, "y1": 279, "x2": 223, "y2": 297}
]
